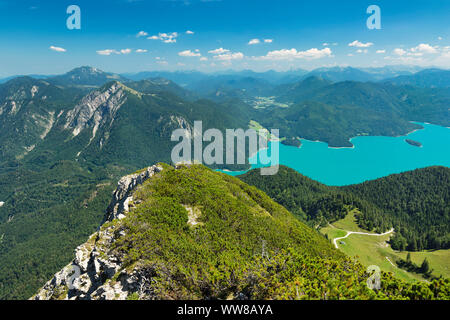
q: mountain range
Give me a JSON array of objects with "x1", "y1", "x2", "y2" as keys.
[
  {"x1": 0, "y1": 65, "x2": 449, "y2": 299},
  {"x1": 1, "y1": 64, "x2": 444, "y2": 87}
]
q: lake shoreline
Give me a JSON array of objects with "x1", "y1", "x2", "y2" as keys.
[{"x1": 219, "y1": 122, "x2": 449, "y2": 186}]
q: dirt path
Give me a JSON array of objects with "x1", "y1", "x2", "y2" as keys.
[
  {"x1": 385, "y1": 256, "x2": 396, "y2": 267},
  {"x1": 333, "y1": 228, "x2": 394, "y2": 249}
]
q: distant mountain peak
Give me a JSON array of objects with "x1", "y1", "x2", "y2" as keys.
[
  {"x1": 47, "y1": 66, "x2": 128, "y2": 87},
  {"x1": 65, "y1": 66, "x2": 104, "y2": 76}
]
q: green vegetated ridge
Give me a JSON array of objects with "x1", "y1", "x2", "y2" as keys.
[{"x1": 40, "y1": 164, "x2": 450, "y2": 299}]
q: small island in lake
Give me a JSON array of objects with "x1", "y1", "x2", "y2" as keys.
[
  {"x1": 281, "y1": 137, "x2": 302, "y2": 148},
  {"x1": 405, "y1": 139, "x2": 422, "y2": 147}
]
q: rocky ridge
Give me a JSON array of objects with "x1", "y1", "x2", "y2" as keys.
[
  {"x1": 64, "y1": 81, "x2": 127, "y2": 138},
  {"x1": 31, "y1": 164, "x2": 163, "y2": 300}
]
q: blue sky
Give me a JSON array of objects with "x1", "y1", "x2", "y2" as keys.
[{"x1": 0, "y1": 0, "x2": 449, "y2": 77}]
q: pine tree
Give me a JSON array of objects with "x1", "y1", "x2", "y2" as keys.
[
  {"x1": 406, "y1": 252, "x2": 411, "y2": 264},
  {"x1": 420, "y1": 258, "x2": 430, "y2": 274}
]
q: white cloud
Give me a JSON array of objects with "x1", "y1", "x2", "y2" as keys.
[
  {"x1": 96, "y1": 49, "x2": 117, "y2": 56},
  {"x1": 49, "y1": 46, "x2": 66, "y2": 52},
  {"x1": 439, "y1": 46, "x2": 450, "y2": 59},
  {"x1": 186, "y1": 30, "x2": 194, "y2": 35},
  {"x1": 384, "y1": 55, "x2": 423, "y2": 64},
  {"x1": 438, "y1": 36, "x2": 443, "y2": 40},
  {"x1": 384, "y1": 44, "x2": 450, "y2": 67},
  {"x1": 213, "y1": 52, "x2": 244, "y2": 61},
  {"x1": 249, "y1": 38, "x2": 273, "y2": 45},
  {"x1": 410, "y1": 43, "x2": 438, "y2": 54},
  {"x1": 322, "y1": 43, "x2": 329, "y2": 46},
  {"x1": 178, "y1": 49, "x2": 201, "y2": 57},
  {"x1": 208, "y1": 48, "x2": 230, "y2": 54},
  {"x1": 407, "y1": 52, "x2": 423, "y2": 57},
  {"x1": 136, "y1": 31, "x2": 148, "y2": 37},
  {"x1": 96, "y1": 48, "x2": 134, "y2": 56},
  {"x1": 356, "y1": 49, "x2": 368, "y2": 54},
  {"x1": 376, "y1": 49, "x2": 386, "y2": 54},
  {"x1": 255, "y1": 47, "x2": 332, "y2": 61},
  {"x1": 393, "y1": 48, "x2": 406, "y2": 56},
  {"x1": 157, "y1": 60, "x2": 168, "y2": 65},
  {"x1": 135, "y1": 49, "x2": 148, "y2": 53},
  {"x1": 200, "y1": 57, "x2": 208, "y2": 61},
  {"x1": 391, "y1": 44, "x2": 438, "y2": 59},
  {"x1": 348, "y1": 40, "x2": 373, "y2": 48},
  {"x1": 147, "y1": 32, "x2": 178, "y2": 43}
]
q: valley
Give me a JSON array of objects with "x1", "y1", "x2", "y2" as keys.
[{"x1": 0, "y1": 66, "x2": 448, "y2": 299}]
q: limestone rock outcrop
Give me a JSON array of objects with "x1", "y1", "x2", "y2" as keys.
[{"x1": 31, "y1": 164, "x2": 163, "y2": 300}]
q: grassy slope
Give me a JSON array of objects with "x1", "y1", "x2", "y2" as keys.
[{"x1": 320, "y1": 211, "x2": 450, "y2": 282}]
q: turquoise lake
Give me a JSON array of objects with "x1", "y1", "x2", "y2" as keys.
[{"x1": 221, "y1": 123, "x2": 450, "y2": 186}]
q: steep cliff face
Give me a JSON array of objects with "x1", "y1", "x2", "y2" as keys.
[
  {"x1": 0, "y1": 77, "x2": 71, "y2": 160},
  {"x1": 32, "y1": 164, "x2": 163, "y2": 300},
  {"x1": 64, "y1": 81, "x2": 127, "y2": 139},
  {"x1": 105, "y1": 165, "x2": 163, "y2": 221}
]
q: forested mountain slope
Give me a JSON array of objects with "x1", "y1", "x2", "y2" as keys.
[
  {"x1": 240, "y1": 166, "x2": 449, "y2": 251},
  {"x1": 344, "y1": 167, "x2": 449, "y2": 251},
  {"x1": 254, "y1": 78, "x2": 450, "y2": 147},
  {"x1": 0, "y1": 78, "x2": 251, "y2": 299}
]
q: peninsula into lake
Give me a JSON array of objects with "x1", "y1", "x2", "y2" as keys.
[{"x1": 281, "y1": 137, "x2": 302, "y2": 148}]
